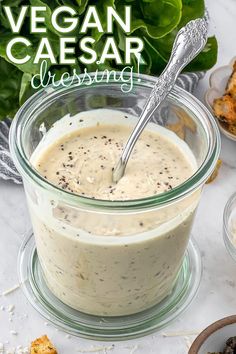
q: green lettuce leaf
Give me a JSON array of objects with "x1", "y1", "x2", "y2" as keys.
[
  {"x1": 0, "y1": 58, "x2": 22, "y2": 120},
  {"x1": 116, "y1": 0, "x2": 182, "y2": 39},
  {"x1": 0, "y1": 0, "x2": 218, "y2": 120},
  {"x1": 186, "y1": 36, "x2": 218, "y2": 72},
  {"x1": 74, "y1": 0, "x2": 89, "y2": 15},
  {"x1": 29, "y1": 0, "x2": 64, "y2": 36},
  {"x1": 0, "y1": 32, "x2": 40, "y2": 74},
  {"x1": 19, "y1": 72, "x2": 34, "y2": 105},
  {"x1": 179, "y1": 0, "x2": 205, "y2": 26},
  {"x1": 0, "y1": 31, "x2": 60, "y2": 74},
  {"x1": 142, "y1": 36, "x2": 167, "y2": 74},
  {"x1": 90, "y1": 0, "x2": 115, "y2": 43},
  {"x1": 0, "y1": 0, "x2": 25, "y2": 30}
]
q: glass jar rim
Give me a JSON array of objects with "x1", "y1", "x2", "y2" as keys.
[{"x1": 10, "y1": 72, "x2": 221, "y2": 210}]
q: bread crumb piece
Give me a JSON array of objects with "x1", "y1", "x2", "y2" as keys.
[
  {"x1": 6, "y1": 349, "x2": 15, "y2": 354},
  {"x1": 77, "y1": 345, "x2": 114, "y2": 353},
  {"x1": 7, "y1": 305, "x2": 15, "y2": 313},
  {"x1": 162, "y1": 330, "x2": 199, "y2": 337},
  {"x1": 2, "y1": 284, "x2": 20, "y2": 296},
  {"x1": 10, "y1": 330, "x2": 18, "y2": 336},
  {"x1": 129, "y1": 345, "x2": 139, "y2": 354},
  {"x1": 0, "y1": 343, "x2": 4, "y2": 353},
  {"x1": 30, "y1": 335, "x2": 57, "y2": 354}
]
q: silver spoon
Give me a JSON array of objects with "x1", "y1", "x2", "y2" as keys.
[{"x1": 113, "y1": 16, "x2": 209, "y2": 183}]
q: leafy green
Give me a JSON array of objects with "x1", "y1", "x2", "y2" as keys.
[
  {"x1": 186, "y1": 36, "x2": 218, "y2": 72},
  {"x1": 0, "y1": 58, "x2": 22, "y2": 119},
  {"x1": 0, "y1": 0, "x2": 218, "y2": 120},
  {"x1": 91, "y1": 0, "x2": 115, "y2": 42},
  {"x1": 29, "y1": 0, "x2": 61, "y2": 36},
  {"x1": 19, "y1": 72, "x2": 33, "y2": 104},
  {"x1": 0, "y1": 33, "x2": 40, "y2": 74},
  {"x1": 179, "y1": 0, "x2": 205, "y2": 26},
  {"x1": 128, "y1": 0, "x2": 182, "y2": 38},
  {"x1": 142, "y1": 36, "x2": 167, "y2": 74},
  {"x1": 75, "y1": 0, "x2": 89, "y2": 15}
]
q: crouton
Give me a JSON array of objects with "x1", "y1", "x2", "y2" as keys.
[
  {"x1": 173, "y1": 106, "x2": 197, "y2": 133},
  {"x1": 228, "y1": 123, "x2": 236, "y2": 135},
  {"x1": 30, "y1": 335, "x2": 57, "y2": 354},
  {"x1": 226, "y1": 61, "x2": 236, "y2": 99},
  {"x1": 213, "y1": 94, "x2": 236, "y2": 125},
  {"x1": 167, "y1": 121, "x2": 185, "y2": 139},
  {"x1": 212, "y1": 60, "x2": 236, "y2": 136}
]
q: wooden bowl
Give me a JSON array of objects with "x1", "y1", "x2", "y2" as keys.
[{"x1": 189, "y1": 315, "x2": 236, "y2": 353}]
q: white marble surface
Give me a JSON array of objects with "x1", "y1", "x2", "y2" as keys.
[{"x1": 1, "y1": 1, "x2": 236, "y2": 353}]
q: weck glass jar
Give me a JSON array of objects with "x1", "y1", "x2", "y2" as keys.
[{"x1": 10, "y1": 73, "x2": 220, "y2": 338}]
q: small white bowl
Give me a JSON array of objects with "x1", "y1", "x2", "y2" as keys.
[
  {"x1": 189, "y1": 315, "x2": 236, "y2": 353},
  {"x1": 205, "y1": 57, "x2": 236, "y2": 142},
  {"x1": 223, "y1": 192, "x2": 236, "y2": 262}
]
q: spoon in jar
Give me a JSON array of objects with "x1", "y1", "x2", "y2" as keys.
[{"x1": 112, "y1": 15, "x2": 209, "y2": 183}]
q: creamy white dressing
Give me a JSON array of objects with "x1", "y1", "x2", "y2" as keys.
[
  {"x1": 26, "y1": 109, "x2": 200, "y2": 316},
  {"x1": 32, "y1": 109, "x2": 196, "y2": 200}
]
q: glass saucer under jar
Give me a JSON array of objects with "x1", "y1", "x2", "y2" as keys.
[
  {"x1": 18, "y1": 230, "x2": 202, "y2": 340},
  {"x1": 10, "y1": 72, "x2": 220, "y2": 339}
]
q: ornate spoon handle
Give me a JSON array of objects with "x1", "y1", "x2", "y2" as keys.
[{"x1": 113, "y1": 16, "x2": 208, "y2": 183}]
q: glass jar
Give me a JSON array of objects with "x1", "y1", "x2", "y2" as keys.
[{"x1": 10, "y1": 73, "x2": 220, "y2": 318}]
